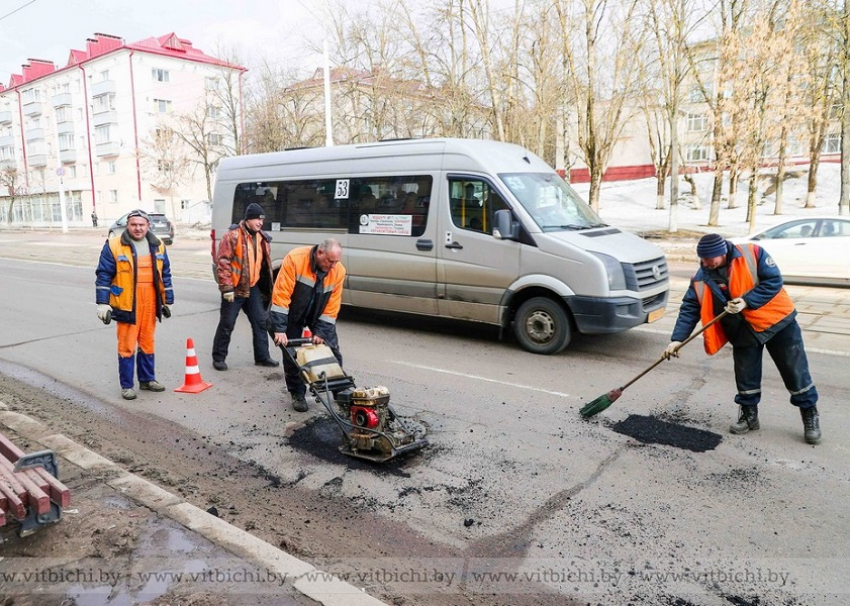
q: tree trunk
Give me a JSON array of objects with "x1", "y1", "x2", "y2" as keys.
[
  {"x1": 806, "y1": 157, "x2": 819, "y2": 208},
  {"x1": 588, "y1": 164, "x2": 603, "y2": 213},
  {"x1": 728, "y1": 170, "x2": 739, "y2": 209},
  {"x1": 656, "y1": 174, "x2": 666, "y2": 210},
  {"x1": 841, "y1": 0, "x2": 850, "y2": 216},
  {"x1": 709, "y1": 169, "x2": 723, "y2": 226},
  {"x1": 746, "y1": 162, "x2": 759, "y2": 232}
]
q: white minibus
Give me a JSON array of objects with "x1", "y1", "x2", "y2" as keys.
[{"x1": 211, "y1": 138, "x2": 669, "y2": 354}]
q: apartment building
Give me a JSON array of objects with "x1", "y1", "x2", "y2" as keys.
[{"x1": 0, "y1": 32, "x2": 245, "y2": 227}]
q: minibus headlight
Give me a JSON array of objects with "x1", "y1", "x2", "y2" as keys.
[{"x1": 591, "y1": 252, "x2": 627, "y2": 291}]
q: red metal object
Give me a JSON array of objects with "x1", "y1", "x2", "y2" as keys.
[{"x1": 351, "y1": 406, "x2": 380, "y2": 429}]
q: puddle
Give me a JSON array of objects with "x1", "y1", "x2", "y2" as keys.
[{"x1": 611, "y1": 414, "x2": 722, "y2": 452}]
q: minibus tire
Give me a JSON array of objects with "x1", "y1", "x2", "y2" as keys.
[{"x1": 513, "y1": 297, "x2": 571, "y2": 355}]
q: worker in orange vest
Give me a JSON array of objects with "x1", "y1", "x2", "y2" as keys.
[{"x1": 663, "y1": 234, "x2": 821, "y2": 444}]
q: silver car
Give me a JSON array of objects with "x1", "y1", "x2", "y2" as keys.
[{"x1": 108, "y1": 212, "x2": 175, "y2": 245}]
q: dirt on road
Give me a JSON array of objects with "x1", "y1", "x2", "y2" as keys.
[{"x1": 0, "y1": 365, "x2": 574, "y2": 606}]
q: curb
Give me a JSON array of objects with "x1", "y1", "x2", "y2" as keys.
[{"x1": 0, "y1": 401, "x2": 389, "y2": 606}]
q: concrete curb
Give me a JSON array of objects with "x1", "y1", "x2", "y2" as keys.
[{"x1": 0, "y1": 402, "x2": 390, "y2": 606}]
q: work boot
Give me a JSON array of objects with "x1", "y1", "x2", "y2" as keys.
[
  {"x1": 729, "y1": 405, "x2": 759, "y2": 434},
  {"x1": 122, "y1": 388, "x2": 137, "y2": 401},
  {"x1": 255, "y1": 359, "x2": 280, "y2": 368},
  {"x1": 139, "y1": 380, "x2": 166, "y2": 392},
  {"x1": 800, "y1": 406, "x2": 822, "y2": 445},
  {"x1": 291, "y1": 393, "x2": 309, "y2": 412},
  {"x1": 213, "y1": 360, "x2": 228, "y2": 371}
]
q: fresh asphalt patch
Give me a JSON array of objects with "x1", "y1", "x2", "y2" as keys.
[{"x1": 610, "y1": 414, "x2": 723, "y2": 452}]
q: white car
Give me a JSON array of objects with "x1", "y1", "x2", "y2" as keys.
[{"x1": 731, "y1": 216, "x2": 850, "y2": 286}]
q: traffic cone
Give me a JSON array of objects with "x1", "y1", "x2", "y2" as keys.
[
  {"x1": 302, "y1": 326, "x2": 312, "y2": 339},
  {"x1": 175, "y1": 338, "x2": 213, "y2": 394}
]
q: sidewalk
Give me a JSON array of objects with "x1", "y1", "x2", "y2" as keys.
[{"x1": 0, "y1": 401, "x2": 388, "y2": 605}]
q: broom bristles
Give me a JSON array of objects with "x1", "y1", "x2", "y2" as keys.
[{"x1": 579, "y1": 387, "x2": 624, "y2": 418}]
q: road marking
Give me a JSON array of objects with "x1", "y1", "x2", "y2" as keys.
[{"x1": 391, "y1": 361, "x2": 573, "y2": 398}]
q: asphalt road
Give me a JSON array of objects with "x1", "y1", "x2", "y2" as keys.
[{"x1": 0, "y1": 229, "x2": 848, "y2": 604}]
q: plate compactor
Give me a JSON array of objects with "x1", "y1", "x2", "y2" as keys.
[{"x1": 281, "y1": 338, "x2": 428, "y2": 463}]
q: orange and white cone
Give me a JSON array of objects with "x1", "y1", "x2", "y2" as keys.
[
  {"x1": 302, "y1": 326, "x2": 312, "y2": 339},
  {"x1": 175, "y1": 338, "x2": 213, "y2": 394}
]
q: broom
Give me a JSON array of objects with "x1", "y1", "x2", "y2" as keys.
[{"x1": 579, "y1": 310, "x2": 729, "y2": 418}]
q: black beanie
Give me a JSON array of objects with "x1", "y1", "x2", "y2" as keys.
[
  {"x1": 696, "y1": 233, "x2": 727, "y2": 259},
  {"x1": 244, "y1": 203, "x2": 265, "y2": 220}
]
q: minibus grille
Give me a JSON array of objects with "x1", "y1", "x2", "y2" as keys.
[{"x1": 624, "y1": 257, "x2": 669, "y2": 291}]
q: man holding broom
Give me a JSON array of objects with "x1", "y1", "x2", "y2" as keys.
[{"x1": 662, "y1": 233, "x2": 821, "y2": 444}]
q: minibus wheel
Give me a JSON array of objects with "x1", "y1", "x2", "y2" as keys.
[{"x1": 513, "y1": 297, "x2": 571, "y2": 355}]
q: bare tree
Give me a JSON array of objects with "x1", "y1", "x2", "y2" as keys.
[
  {"x1": 175, "y1": 100, "x2": 227, "y2": 202},
  {"x1": 0, "y1": 166, "x2": 21, "y2": 226},
  {"x1": 555, "y1": 0, "x2": 647, "y2": 212},
  {"x1": 138, "y1": 125, "x2": 192, "y2": 221}
]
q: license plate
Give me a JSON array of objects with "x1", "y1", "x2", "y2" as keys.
[{"x1": 647, "y1": 308, "x2": 665, "y2": 323}]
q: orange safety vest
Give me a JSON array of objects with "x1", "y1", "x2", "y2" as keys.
[
  {"x1": 693, "y1": 244, "x2": 795, "y2": 355},
  {"x1": 107, "y1": 236, "x2": 168, "y2": 315}
]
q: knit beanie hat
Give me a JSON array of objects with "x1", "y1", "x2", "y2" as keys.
[
  {"x1": 696, "y1": 233, "x2": 727, "y2": 259},
  {"x1": 244, "y1": 203, "x2": 265, "y2": 220}
]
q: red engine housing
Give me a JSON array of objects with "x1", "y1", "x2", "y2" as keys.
[{"x1": 351, "y1": 405, "x2": 380, "y2": 429}]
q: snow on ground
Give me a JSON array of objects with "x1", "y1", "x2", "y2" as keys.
[{"x1": 571, "y1": 162, "x2": 844, "y2": 239}]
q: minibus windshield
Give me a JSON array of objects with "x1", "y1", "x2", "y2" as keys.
[{"x1": 500, "y1": 173, "x2": 606, "y2": 231}]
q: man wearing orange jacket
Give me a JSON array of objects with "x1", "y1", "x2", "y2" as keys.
[
  {"x1": 268, "y1": 239, "x2": 345, "y2": 412},
  {"x1": 95, "y1": 209, "x2": 174, "y2": 400},
  {"x1": 662, "y1": 233, "x2": 821, "y2": 444},
  {"x1": 212, "y1": 202, "x2": 278, "y2": 371}
]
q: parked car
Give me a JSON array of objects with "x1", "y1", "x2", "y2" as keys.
[
  {"x1": 730, "y1": 216, "x2": 850, "y2": 286},
  {"x1": 108, "y1": 212, "x2": 175, "y2": 245}
]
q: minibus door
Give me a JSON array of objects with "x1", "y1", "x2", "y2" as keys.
[{"x1": 437, "y1": 177, "x2": 521, "y2": 323}]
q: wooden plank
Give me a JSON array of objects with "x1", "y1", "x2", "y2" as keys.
[
  {"x1": 0, "y1": 465, "x2": 28, "y2": 503},
  {"x1": 32, "y1": 467, "x2": 71, "y2": 508},
  {"x1": 0, "y1": 478, "x2": 25, "y2": 519},
  {"x1": 0, "y1": 433, "x2": 24, "y2": 461}
]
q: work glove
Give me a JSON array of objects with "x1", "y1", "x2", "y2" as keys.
[
  {"x1": 662, "y1": 341, "x2": 683, "y2": 360},
  {"x1": 162, "y1": 304, "x2": 172, "y2": 319},
  {"x1": 223, "y1": 291, "x2": 235, "y2": 303},
  {"x1": 96, "y1": 304, "x2": 112, "y2": 322},
  {"x1": 725, "y1": 297, "x2": 747, "y2": 314}
]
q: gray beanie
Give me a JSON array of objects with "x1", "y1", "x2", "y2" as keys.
[{"x1": 696, "y1": 234, "x2": 727, "y2": 259}]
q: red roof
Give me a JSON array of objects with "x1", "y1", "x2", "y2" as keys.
[{"x1": 3, "y1": 32, "x2": 244, "y2": 89}]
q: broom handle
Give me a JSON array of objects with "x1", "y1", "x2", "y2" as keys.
[{"x1": 620, "y1": 310, "x2": 730, "y2": 391}]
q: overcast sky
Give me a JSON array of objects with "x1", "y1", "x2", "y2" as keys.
[{"x1": 0, "y1": 0, "x2": 329, "y2": 83}]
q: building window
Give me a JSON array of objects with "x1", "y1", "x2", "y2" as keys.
[
  {"x1": 181, "y1": 199, "x2": 190, "y2": 210},
  {"x1": 107, "y1": 161, "x2": 116, "y2": 174},
  {"x1": 686, "y1": 113, "x2": 708, "y2": 132},
  {"x1": 55, "y1": 106, "x2": 70, "y2": 122},
  {"x1": 0, "y1": 146, "x2": 14, "y2": 160},
  {"x1": 207, "y1": 106, "x2": 222, "y2": 119},
  {"x1": 22, "y1": 88, "x2": 41, "y2": 102},
  {"x1": 823, "y1": 133, "x2": 840, "y2": 154},
  {"x1": 154, "y1": 99, "x2": 172, "y2": 114},
  {"x1": 58, "y1": 134, "x2": 74, "y2": 150},
  {"x1": 205, "y1": 77, "x2": 220, "y2": 91},
  {"x1": 207, "y1": 133, "x2": 223, "y2": 146},
  {"x1": 110, "y1": 190, "x2": 118, "y2": 203},
  {"x1": 100, "y1": 70, "x2": 110, "y2": 82},
  {"x1": 685, "y1": 145, "x2": 709, "y2": 162},
  {"x1": 95, "y1": 124, "x2": 113, "y2": 144},
  {"x1": 93, "y1": 94, "x2": 116, "y2": 113},
  {"x1": 151, "y1": 68, "x2": 170, "y2": 82},
  {"x1": 69, "y1": 165, "x2": 77, "y2": 178}
]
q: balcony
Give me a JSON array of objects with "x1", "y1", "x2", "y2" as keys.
[
  {"x1": 22, "y1": 101, "x2": 43, "y2": 117},
  {"x1": 0, "y1": 135, "x2": 14, "y2": 148},
  {"x1": 57, "y1": 120, "x2": 75, "y2": 135},
  {"x1": 59, "y1": 149, "x2": 77, "y2": 164},
  {"x1": 96, "y1": 141, "x2": 119, "y2": 157},
  {"x1": 51, "y1": 92, "x2": 73, "y2": 107},
  {"x1": 92, "y1": 110, "x2": 117, "y2": 127},
  {"x1": 91, "y1": 79, "x2": 116, "y2": 97},
  {"x1": 0, "y1": 111, "x2": 12, "y2": 124},
  {"x1": 25, "y1": 128, "x2": 45, "y2": 142},
  {"x1": 0, "y1": 159, "x2": 16, "y2": 170},
  {"x1": 28, "y1": 154, "x2": 48, "y2": 167}
]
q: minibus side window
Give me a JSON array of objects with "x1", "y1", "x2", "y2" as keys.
[
  {"x1": 351, "y1": 175, "x2": 432, "y2": 237},
  {"x1": 448, "y1": 178, "x2": 509, "y2": 234}
]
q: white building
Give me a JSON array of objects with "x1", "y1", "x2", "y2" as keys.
[{"x1": 0, "y1": 32, "x2": 245, "y2": 227}]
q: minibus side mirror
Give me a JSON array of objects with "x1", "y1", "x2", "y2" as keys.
[{"x1": 493, "y1": 209, "x2": 519, "y2": 241}]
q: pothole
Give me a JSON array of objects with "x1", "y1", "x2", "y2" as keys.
[{"x1": 611, "y1": 414, "x2": 722, "y2": 452}]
